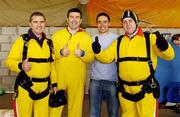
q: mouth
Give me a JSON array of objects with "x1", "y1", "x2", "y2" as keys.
[{"x1": 100, "y1": 26, "x2": 106, "y2": 30}]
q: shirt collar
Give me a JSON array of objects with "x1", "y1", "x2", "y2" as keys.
[
  {"x1": 28, "y1": 29, "x2": 46, "y2": 47},
  {"x1": 28, "y1": 29, "x2": 46, "y2": 40}
]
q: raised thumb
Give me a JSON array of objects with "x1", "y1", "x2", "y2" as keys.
[
  {"x1": 24, "y1": 57, "x2": 29, "y2": 63},
  {"x1": 77, "y1": 43, "x2": 80, "y2": 49},
  {"x1": 64, "y1": 43, "x2": 68, "y2": 48},
  {"x1": 95, "y1": 36, "x2": 99, "y2": 42}
]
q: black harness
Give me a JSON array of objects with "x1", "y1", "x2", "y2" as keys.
[
  {"x1": 14, "y1": 34, "x2": 53, "y2": 100},
  {"x1": 116, "y1": 33, "x2": 160, "y2": 102}
]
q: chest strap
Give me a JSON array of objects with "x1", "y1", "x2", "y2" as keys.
[
  {"x1": 31, "y1": 76, "x2": 50, "y2": 82},
  {"x1": 28, "y1": 56, "x2": 53, "y2": 63},
  {"x1": 117, "y1": 57, "x2": 148, "y2": 62}
]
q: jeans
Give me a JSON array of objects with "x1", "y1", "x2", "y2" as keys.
[{"x1": 89, "y1": 79, "x2": 119, "y2": 117}]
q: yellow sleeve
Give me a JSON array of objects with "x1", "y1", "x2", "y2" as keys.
[
  {"x1": 95, "y1": 39, "x2": 117, "y2": 63},
  {"x1": 5, "y1": 36, "x2": 24, "y2": 73},
  {"x1": 150, "y1": 34, "x2": 175, "y2": 61},
  {"x1": 50, "y1": 54, "x2": 57, "y2": 86},
  {"x1": 79, "y1": 33, "x2": 94, "y2": 64},
  {"x1": 52, "y1": 32, "x2": 62, "y2": 60}
]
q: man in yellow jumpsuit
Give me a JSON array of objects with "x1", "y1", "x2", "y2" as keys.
[
  {"x1": 50, "y1": 8, "x2": 94, "y2": 117},
  {"x1": 92, "y1": 10, "x2": 174, "y2": 117},
  {"x1": 5, "y1": 12, "x2": 57, "y2": 117}
]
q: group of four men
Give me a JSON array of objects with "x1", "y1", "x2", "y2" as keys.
[{"x1": 5, "y1": 7, "x2": 174, "y2": 117}]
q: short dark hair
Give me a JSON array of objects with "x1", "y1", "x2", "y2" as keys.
[
  {"x1": 96, "y1": 12, "x2": 110, "y2": 22},
  {"x1": 29, "y1": 11, "x2": 46, "y2": 22},
  {"x1": 67, "y1": 8, "x2": 82, "y2": 18}
]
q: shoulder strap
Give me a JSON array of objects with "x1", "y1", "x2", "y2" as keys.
[
  {"x1": 116, "y1": 35, "x2": 124, "y2": 60},
  {"x1": 21, "y1": 34, "x2": 54, "y2": 62},
  {"x1": 144, "y1": 32, "x2": 150, "y2": 59},
  {"x1": 45, "y1": 38, "x2": 54, "y2": 62},
  {"x1": 144, "y1": 32, "x2": 155, "y2": 75},
  {"x1": 46, "y1": 38, "x2": 53, "y2": 54},
  {"x1": 21, "y1": 34, "x2": 30, "y2": 61},
  {"x1": 116, "y1": 35, "x2": 124, "y2": 80}
]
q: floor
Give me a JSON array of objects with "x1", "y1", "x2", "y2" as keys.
[{"x1": 0, "y1": 93, "x2": 180, "y2": 117}]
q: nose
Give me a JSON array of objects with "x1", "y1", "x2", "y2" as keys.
[{"x1": 38, "y1": 23, "x2": 41, "y2": 26}]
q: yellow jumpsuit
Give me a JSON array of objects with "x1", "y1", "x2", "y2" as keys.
[
  {"x1": 50, "y1": 28, "x2": 94, "y2": 117},
  {"x1": 5, "y1": 35, "x2": 57, "y2": 117},
  {"x1": 95, "y1": 28, "x2": 174, "y2": 117}
]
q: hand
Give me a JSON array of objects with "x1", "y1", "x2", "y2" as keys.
[
  {"x1": 61, "y1": 43, "x2": 70, "y2": 57},
  {"x1": 153, "y1": 31, "x2": 168, "y2": 51},
  {"x1": 75, "y1": 43, "x2": 84, "y2": 57},
  {"x1": 92, "y1": 36, "x2": 101, "y2": 54},
  {"x1": 22, "y1": 57, "x2": 31, "y2": 72}
]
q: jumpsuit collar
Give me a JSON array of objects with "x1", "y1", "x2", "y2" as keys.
[
  {"x1": 66, "y1": 27, "x2": 83, "y2": 35},
  {"x1": 125, "y1": 27, "x2": 144, "y2": 39},
  {"x1": 28, "y1": 29, "x2": 46, "y2": 47}
]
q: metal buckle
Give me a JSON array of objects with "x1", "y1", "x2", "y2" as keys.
[
  {"x1": 136, "y1": 81, "x2": 140, "y2": 85},
  {"x1": 20, "y1": 80, "x2": 26, "y2": 86},
  {"x1": 148, "y1": 60, "x2": 152, "y2": 65},
  {"x1": 150, "y1": 78, "x2": 157, "y2": 88},
  {"x1": 136, "y1": 57, "x2": 139, "y2": 61},
  {"x1": 151, "y1": 83, "x2": 157, "y2": 88}
]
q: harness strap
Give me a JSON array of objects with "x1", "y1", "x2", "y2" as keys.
[
  {"x1": 21, "y1": 34, "x2": 30, "y2": 61},
  {"x1": 26, "y1": 85, "x2": 50, "y2": 100},
  {"x1": 21, "y1": 34, "x2": 54, "y2": 63},
  {"x1": 119, "y1": 75, "x2": 152, "y2": 86},
  {"x1": 118, "y1": 57, "x2": 148, "y2": 62},
  {"x1": 116, "y1": 33, "x2": 159, "y2": 102},
  {"x1": 28, "y1": 57, "x2": 53, "y2": 63},
  {"x1": 31, "y1": 76, "x2": 50, "y2": 82},
  {"x1": 144, "y1": 32, "x2": 155, "y2": 74}
]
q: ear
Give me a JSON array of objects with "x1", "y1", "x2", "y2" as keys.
[
  {"x1": 80, "y1": 18, "x2": 82, "y2": 24},
  {"x1": 109, "y1": 22, "x2": 111, "y2": 27}
]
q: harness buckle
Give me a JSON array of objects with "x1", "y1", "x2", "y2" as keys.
[
  {"x1": 148, "y1": 60, "x2": 152, "y2": 65},
  {"x1": 136, "y1": 57, "x2": 139, "y2": 61},
  {"x1": 20, "y1": 80, "x2": 26, "y2": 86},
  {"x1": 136, "y1": 81, "x2": 141, "y2": 85},
  {"x1": 150, "y1": 78, "x2": 157, "y2": 88}
]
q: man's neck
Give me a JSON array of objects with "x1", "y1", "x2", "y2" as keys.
[
  {"x1": 68, "y1": 27, "x2": 79, "y2": 35},
  {"x1": 128, "y1": 28, "x2": 139, "y2": 39}
]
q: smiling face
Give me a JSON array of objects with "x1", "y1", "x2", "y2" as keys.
[
  {"x1": 122, "y1": 17, "x2": 136, "y2": 35},
  {"x1": 67, "y1": 12, "x2": 82, "y2": 30},
  {"x1": 173, "y1": 37, "x2": 180, "y2": 46},
  {"x1": 96, "y1": 15, "x2": 110, "y2": 34},
  {"x1": 29, "y1": 15, "x2": 45, "y2": 37}
]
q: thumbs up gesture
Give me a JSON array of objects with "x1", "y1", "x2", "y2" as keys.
[
  {"x1": 75, "y1": 43, "x2": 84, "y2": 57},
  {"x1": 22, "y1": 57, "x2": 31, "y2": 72},
  {"x1": 61, "y1": 43, "x2": 70, "y2": 57},
  {"x1": 92, "y1": 36, "x2": 101, "y2": 54}
]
